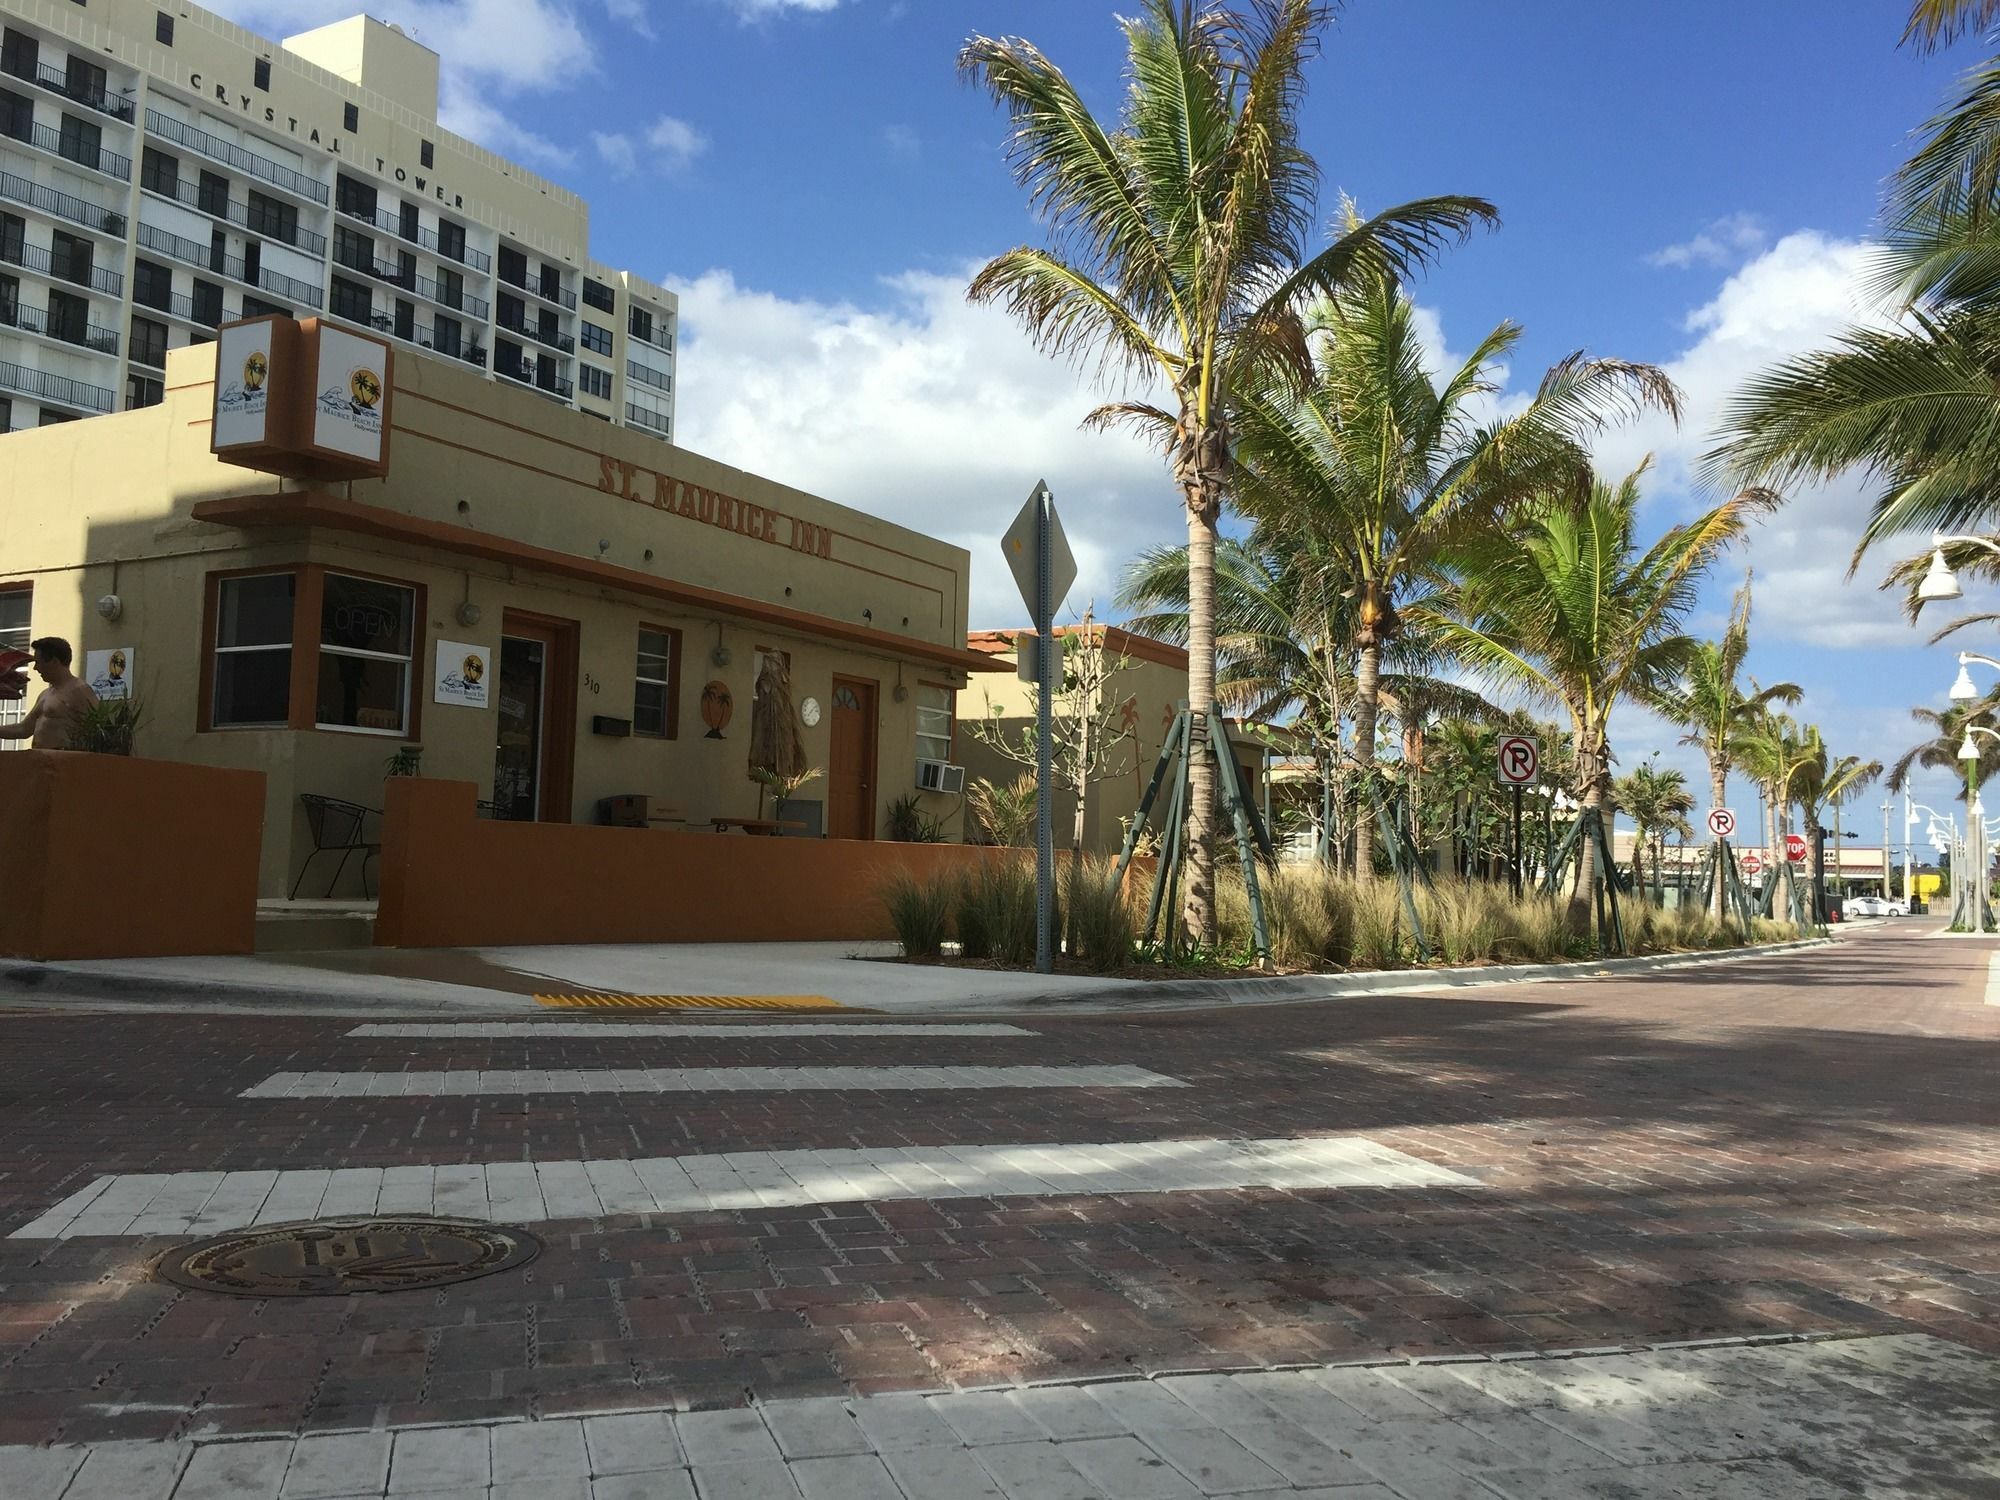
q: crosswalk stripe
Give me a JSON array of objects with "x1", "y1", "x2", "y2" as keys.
[
  {"x1": 347, "y1": 1022, "x2": 1037, "y2": 1037},
  {"x1": 239, "y1": 1065, "x2": 1182, "y2": 1098},
  {"x1": 533, "y1": 994, "x2": 848, "y2": 1010},
  {"x1": 7, "y1": 1135, "x2": 1478, "y2": 1238}
]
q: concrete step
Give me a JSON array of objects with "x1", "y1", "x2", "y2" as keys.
[{"x1": 254, "y1": 901, "x2": 376, "y2": 954}]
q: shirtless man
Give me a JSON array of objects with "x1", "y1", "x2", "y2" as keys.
[{"x1": 0, "y1": 638, "x2": 98, "y2": 749}]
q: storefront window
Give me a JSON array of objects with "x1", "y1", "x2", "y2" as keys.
[
  {"x1": 916, "y1": 682, "x2": 954, "y2": 763},
  {"x1": 315, "y1": 573, "x2": 414, "y2": 734},
  {"x1": 212, "y1": 573, "x2": 296, "y2": 728},
  {"x1": 634, "y1": 625, "x2": 680, "y2": 738}
]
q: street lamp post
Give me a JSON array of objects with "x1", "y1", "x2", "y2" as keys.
[
  {"x1": 1957, "y1": 723, "x2": 2000, "y2": 931},
  {"x1": 1915, "y1": 533, "x2": 2000, "y2": 605}
]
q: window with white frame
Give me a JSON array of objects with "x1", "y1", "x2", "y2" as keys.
[
  {"x1": 634, "y1": 625, "x2": 680, "y2": 738},
  {"x1": 211, "y1": 573, "x2": 295, "y2": 728},
  {"x1": 315, "y1": 573, "x2": 415, "y2": 733},
  {"x1": 0, "y1": 584, "x2": 28, "y2": 748},
  {"x1": 915, "y1": 682, "x2": 953, "y2": 764}
]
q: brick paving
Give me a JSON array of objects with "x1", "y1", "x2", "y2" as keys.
[{"x1": 0, "y1": 927, "x2": 1993, "y2": 1452}]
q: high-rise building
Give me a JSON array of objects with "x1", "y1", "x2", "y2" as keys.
[{"x1": 0, "y1": 0, "x2": 676, "y2": 436}]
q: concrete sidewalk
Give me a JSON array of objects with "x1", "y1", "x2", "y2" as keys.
[{"x1": 0, "y1": 935, "x2": 1835, "y2": 1017}]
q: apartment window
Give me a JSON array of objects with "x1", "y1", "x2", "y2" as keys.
[
  {"x1": 140, "y1": 146, "x2": 179, "y2": 196},
  {"x1": 915, "y1": 683, "x2": 954, "y2": 764},
  {"x1": 38, "y1": 409, "x2": 76, "y2": 425},
  {"x1": 1, "y1": 29, "x2": 38, "y2": 82},
  {"x1": 211, "y1": 572, "x2": 296, "y2": 728},
  {"x1": 0, "y1": 212, "x2": 20, "y2": 266},
  {"x1": 253, "y1": 57, "x2": 270, "y2": 91},
  {"x1": 0, "y1": 87, "x2": 29, "y2": 143},
  {"x1": 342, "y1": 101, "x2": 358, "y2": 133},
  {"x1": 129, "y1": 314, "x2": 168, "y2": 368},
  {"x1": 497, "y1": 245, "x2": 526, "y2": 285},
  {"x1": 0, "y1": 273, "x2": 17, "y2": 324},
  {"x1": 333, "y1": 224, "x2": 373, "y2": 274},
  {"x1": 191, "y1": 277, "x2": 222, "y2": 326},
  {"x1": 580, "y1": 320, "x2": 611, "y2": 356},
  {"x1": 241, "y1": 294, "x2": 286, "y2": 318},
  {"x1": 242, "y1": 240, "x2": 261, "y2": 285},
  {"x1": 579, "y1": 364, "x2": 611, "y2": 400},
  {"x1": 329, "y1": 275, "x2": 371, "y2": 324},
  {"x1": 247, "y1": 190, "x2": 295, "y2": 244},
  {"x1": 628, "y1": 306, "x2": 653, "y2": 345},
  {"x1": 0, "y1": 584, "x2": 27, "y2": 743},
  {"x1": 582, "y1": 277, "x2": 614, "y2": 313},
  {"x1": 58, "y1": 113, "x2": 102, "y2": 170},
  {"x1": 435, "y1": 266, "x2": 462, "y2": 310},
  {"x1": 394, "y1": 298, "x2": 413, "y2": 341},
  {"x1": 47, "y1": 289, "x2": 90, "y2": 346},
  {"x1": 634, "y1": 626, "x2": 680, "y2": 739},
  {"x1": 64, "y1": 56, "x2": 106, "y2": 106},
  {"x1": 49, "y1": 231, "x2": 91, "y2": 288},
  {"x1": 436, "y1": 219, "x2": 465, "y2": 264},
  {"x1": 538, "y1": 261, "x2": 561, "y2": 300},
  {"x1": 133, "y1": 258, "x2": 172, "y2": 311},
  {"x1": 420, "y1": 139, "x2": 433, "y2": 169},
  {"x1": 198, "y1": 169, "x2": 228, "y2": 217},
  {"x1": 126, "y1": 372, "x2": 163, "y2": 408},
  {"x1": 156, "y1": 11, "x2": 173, "y2": 45},
  {"x1": 431, "y1": 314, "x2": 460, "y2": 357},
  {"x1": 336, "y1": 173, "x2": 375, "y2": 220},
  {"x1": 317, "y1": 572, "x2": 415, "y2": 734}
]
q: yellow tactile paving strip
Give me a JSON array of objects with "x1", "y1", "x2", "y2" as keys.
[{"x1": 532, "y1": 993, "x2": 850, "y2": 1011}]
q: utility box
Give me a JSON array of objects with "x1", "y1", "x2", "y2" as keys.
[{"x1": 599, "y1": 795, "x2": 685, "y2": 828}]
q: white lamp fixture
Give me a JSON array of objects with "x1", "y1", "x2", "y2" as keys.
[
  {"x1": 1952, "y1": 661, "x2": 1979, "y2": 701},
  {"x1": 1959, "y1": 730, "x2": 1980, "y2": 762},
  {"x1": 1919, "y1": 548, "x2": 1964, "y2": 603}
]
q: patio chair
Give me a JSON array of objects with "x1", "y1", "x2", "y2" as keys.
[{"x1": 292, "y1": 794, "x2": 382, "y2": 899}]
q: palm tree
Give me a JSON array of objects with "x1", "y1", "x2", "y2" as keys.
[
  {"x1": 960, "y1": 1, "x2": 1496, "y2": 943},
  {"x1": 1643, "y1": 573, "x2": 1801, "y2": 917},
  {"x1": 1904, "y1": 0, "x2": 2000, "y2": 51},
  {"x1": 1228, "y1": 267, "x2": 1679, "y2": 877},
  {"x1": 1424, "y1": 466, "x2": 1773, "y2": 918},
  {"x1": 1735, "y1": 711, "x2": 1826, "y2": 917},
  {"x1": 1614, "y1": 761, "x2": 1695, "y2": 902},
  {"x1": 1821, "y1": 754, "x2": 1885, "y2": 894},
  {"x1": 1889, "y1": 698, "x2": 2000, "y2": 793}
]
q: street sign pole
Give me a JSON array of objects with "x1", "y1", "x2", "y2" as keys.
[
  {"x1": 1511, "y1": 784, "x2": 1523, "y2": 898},
  {"x1": 1033, "y1": 483, "x2": 1055, "y2": 975}
]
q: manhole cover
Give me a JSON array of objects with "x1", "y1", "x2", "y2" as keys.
[{"x1": 154, "y1": 1217, "x2": 540, "y2": 1297}]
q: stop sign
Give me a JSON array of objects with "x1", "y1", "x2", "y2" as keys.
[
  {"x1": 1741, "y1": 852, "x2": 1764, "y2": 876},
  {"x1": 1784, "y1": 833, "x2": 1808, "y2": 864}
]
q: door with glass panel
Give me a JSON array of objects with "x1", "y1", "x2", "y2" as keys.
[{"x1": 493, "y1": 612, "x2": 576, "y2": 822}]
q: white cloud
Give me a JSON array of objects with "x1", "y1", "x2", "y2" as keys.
[
  {"x1": 594, "y1": 116, "x2": 709, "y2": 176},
  {"x1": 667, "y1": 265, "x2": 1174, "y2": 630},
  {"x1": 1646, "y1": 212, "x2": 1770, "y2": 270},
  {"x1": 721, "y1": 0, "x2": 839, "y2": 16},
  {"x1": 882, "y1": 124, "x2": 921, "y2": 159},
  {"x1": 599, "y1": 0, "x2": 654, "y2": 40}
]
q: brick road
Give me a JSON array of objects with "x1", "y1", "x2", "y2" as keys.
[{"x1": 0, "y1": 925, "x2": 1993, "y2": 1456}]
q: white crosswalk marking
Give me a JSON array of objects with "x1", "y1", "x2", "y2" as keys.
[
  {"x1": 348, "y1": 1022, "x2": 1038, "y2": 1037},
  {"x1": 8, "y1": 1135, "x2": 1477, "y2": 1239},
  {"x1": 239, "y1": 1064, "x2": 1182, "y2": 1097}
]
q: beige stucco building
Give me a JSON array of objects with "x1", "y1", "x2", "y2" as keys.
[
  {"x1": 0, "y1": 335, "x2": 998, "y2": 895},
  {"x1": 2, "y1": 0, "x2": 676, "y2": 437}
]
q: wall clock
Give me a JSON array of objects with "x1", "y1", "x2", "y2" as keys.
[{"x1": 800, "y1": 696, "x2": 822, "y2": 727}]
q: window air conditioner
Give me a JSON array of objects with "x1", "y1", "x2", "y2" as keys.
[{"x1": 916, "y1": 760, "x2": 967, "y2": 794}]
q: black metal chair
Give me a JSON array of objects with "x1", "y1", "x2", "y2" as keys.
[{"x1": 292, "y1": 795, "x2": 382, "y2": 899}]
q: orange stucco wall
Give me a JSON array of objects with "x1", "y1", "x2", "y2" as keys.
[
  {"x1": 375, "y1": 777, "x2": 1029, "y2": 949},
  {"x1": 0, "y1": 752, "x2": 265, "y2": 961}
]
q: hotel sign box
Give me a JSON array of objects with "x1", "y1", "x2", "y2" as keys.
[{"x1": 211, "y1": 318, "x2": 394, "y2": 481}]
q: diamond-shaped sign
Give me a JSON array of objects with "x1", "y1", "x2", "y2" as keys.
[{"x1": 1001, "y1": 481, "x2": 1077, "y2": 618}]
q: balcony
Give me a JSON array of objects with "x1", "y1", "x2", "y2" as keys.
[
  {"x1": 8, "y1": 121, "x2": 132, "y2": 181},
  {"x1": 497, "y1": 304, "x2": 574, "y2": 354},
  {"x1": 8, "y1": 60, "x2": 135, "y2": 123},
  {"x1": 0, "y1": 357, "x2": 115, "y2": 412},
  {"x1": 499, "y1": 260, "x2": 576, "y2": 310},
  {"x1": 628, "y1": 321, "x2": 675, "y2": 354},
  {"x1": 3, "y1": 300, "x2": 121, "y2": 357},
  {"x1": 624, "y1": 401, "x2": 671, "y2": 438},
  {"x1": 145, "y1": 110, "x2": 328, "y2": 205},
  {"x1": 624, "y1": 359, "x2": 672, "y2": 396},
  {"x1": 0, "y1": 169, "x2": 126, "y2": 236},
  {"x1": 137, "y1": 223, "x2": 325, "y2": 309},
  {"x1": 495, "y1": 355, "x2": 572, "y2": 400},
  {"x1": 337, "y1": 200, "x2": 491, "y2": 272},
  {"x1": 0, "y1": 238, "x2": 122, "y2": 297},
  {"x1": 144, "y1": 173, "x2": 327, "y2": 255},
  {"x1": 134, "y1": 288, "x2": 232, "y2": 328}
]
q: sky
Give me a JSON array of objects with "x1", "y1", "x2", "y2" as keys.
[{"x1": 217, "y1": 0, "x2": 1999, "y2": 857}]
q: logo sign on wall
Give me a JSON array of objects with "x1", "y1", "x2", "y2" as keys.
[
  {"x1": 211, "y1": 317, "x2": 392, "y2": 481},
  {"x1": 433, "y1": 640, "x2": 491, "y2": 708},
  {"x1": 1495, "y1": 735, "x2": 1540, "y2": 785},
  {"x1": 1706, "y1": 808, "x2": 1737, "y2": 838},
  {"x1": 1785, "y1": 832, "x2": 1809, "y2": 864},
  {"x1": 84, "y1": 647, "x2": 134, "y2": 702}
]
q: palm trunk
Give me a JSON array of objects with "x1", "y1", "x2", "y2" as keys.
[
  {"x1": 1572, "y1": 732, "x2": 1608, "y2": 925},
  {"x1": 1352, "y1": 638, "x2": 1382, "y2": 877},
  {"x1": 1709, "y1": 760, "x2": 1729, "y2": 923},
  {"x1": 1322, "y1": 635, "x2": 1347, "y2": 874},
  {"x1": 1182, "y1": 496, "x2": 1219, "y2": 947}
]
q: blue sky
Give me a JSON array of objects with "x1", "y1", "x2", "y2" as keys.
[{"x1": 226, "y1": 0, "x2": 1992, "y2": 854}]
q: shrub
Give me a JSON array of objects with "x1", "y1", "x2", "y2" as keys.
[
  {"x1": 879, "y1": 869, "x2": 954, "y2": 958},
  {"x1": 884, "y1": 794, "x2": 946, "y2": 843},
  {"x1": 967, "y1": 774, "x2": 1036, "y2": 847},
  {"x1": 1349, "y1": 877, "x2": 1408, "y2": 970},
  {"x1": 1063, "y1": 855, "x2": 1136, "y2": 971},
  {"x1": 70, "y1": 695, "x2": 143, "y2": 755},
  {"x1": 958, "y1": 857, "x2": 1040, "y2": 965}
]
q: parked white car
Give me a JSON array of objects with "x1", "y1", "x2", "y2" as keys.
[{"x1": 1845, "y1": 896, "x2": 1909, "y2": 917}]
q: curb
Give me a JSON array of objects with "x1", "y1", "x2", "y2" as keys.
[{"x1": 1, "y1": 937, "x2": 1832, "y2": 1016}]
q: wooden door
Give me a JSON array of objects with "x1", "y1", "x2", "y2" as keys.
[
  {"x1": 494, "y1": 610, "x2": 577, "y2": 822},
  {"x1": 827, "y1": 676, "x2": 878, "y2": 840}
]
